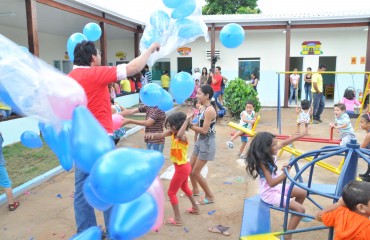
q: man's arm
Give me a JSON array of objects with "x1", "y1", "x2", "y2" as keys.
[
  {"x1": 122, "y1": 117, "x2": 155, "y2": 127},
  {"x1": 125, "y1": 43, "x2": 160, "y2": 76}
]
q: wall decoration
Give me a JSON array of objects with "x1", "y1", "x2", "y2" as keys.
[
  {"x1": 301, "y1": 41, "x2": 323, "y2": 55},
  {"x1": 360, "y1": 57, "x2": 366, "y2": 64},
  {"x1": 115, "y1": 51, "x2": 127, "y2": 60},
  {"x1": 351, "y1": 57, "x2": 357, "y2": 64},
  {"x1": 177, "y1": 47, "x2": 191, "y2": 56}
]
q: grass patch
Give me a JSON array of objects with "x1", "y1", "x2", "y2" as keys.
[
  {"x1": 1, "y1": 140, "x2": 59, "y2": 193},
  {"x1": 125, "y1": 115, "x2": 146, "y2": 120}
]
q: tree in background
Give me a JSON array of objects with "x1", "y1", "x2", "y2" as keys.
[{"x1": 202, "y1": 0, "x2": 261, "y2": 15}]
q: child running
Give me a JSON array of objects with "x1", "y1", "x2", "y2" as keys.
[
  {"x1": 246, "y1": 132, "x2": 306, "y2": 240},
  {"x1": 295, "y1": 99, "x2": 311, "y2": 135},
  {"x1": 358, "y1": 113, "x2": 370, "y2": 181},
  {"x1": 145, "y1": 112, "x2": 200, "y2": 226},
  {"x1": 226, "y1": 101, "x2": 256, "y2": 158},
  {"x1": 329, "y1": 103, "x2": 357, "y2": 146}
]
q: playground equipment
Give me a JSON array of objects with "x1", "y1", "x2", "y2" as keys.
[
  {"x1": 240, "y1": 139, "x2": 370, "y2": 239},
  {"x1": 275, "y1": 71, "x2": 370, "y2": 134}
]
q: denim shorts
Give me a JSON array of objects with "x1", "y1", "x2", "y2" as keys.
[
  {"x1": 241, "y1": 136, "x2": 248, "y2": 142},
  {"x1": 146, "y1": 142, "x2": 164, "y2": 153},
  {"x1": 0, "y1": 165, "x2": 11, "y2": 188}
]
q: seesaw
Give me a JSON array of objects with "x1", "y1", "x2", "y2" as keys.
[{"x1": 227, "y1": 122, "x2": 344, "y2": 175}]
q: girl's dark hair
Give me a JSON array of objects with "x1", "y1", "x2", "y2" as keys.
[
  {"x1": 165, "y1": 112, "x2": 188, "y2": 131},
  {"x1": 193, "y1": 99, "x2": 198, "y2": 107},
  {"x1": 200, "y1": 85, "x2": 214, "y2": 100},
  {"x1": 246, "y1": 132, "x2": 277, "y2": 179},
  {"x1": 73, "y1": 41, "x2": 97, "y2": 66},
  {"x1": 343, "y1": 88, "x2": 355, "y2": 100},
  {"x1": 246, "y1": 100, "x2": 255, "y2": 107},
  {"x1": 301, "y1": 99, "x2": 310, "y2": 110},
  {"x1": 110, "y1": 98, "x2": 114, "y2": 105},
  {"x1": 202, "y1": 67, "x2": 208, "y2": 76},
  {"x1": 342, "y1": 180, "x2": 370, "y2": 211},
  {"x1": 361, "y1": 113, "x2": 370, "y2": 122}
]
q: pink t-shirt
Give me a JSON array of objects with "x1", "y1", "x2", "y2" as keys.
[{"x1": 340, "y1": 97, "x2": 360, "y2": 112}]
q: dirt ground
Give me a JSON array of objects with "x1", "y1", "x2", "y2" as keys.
[{"x1": 0, "y1": 106, "x2": 367, "y2": 240}]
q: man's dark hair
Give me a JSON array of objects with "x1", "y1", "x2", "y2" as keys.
[
  {"x1": 216, "y1": 66, "x2": 221, "y2": 72},
  {"x1": 73, "y1": 41, "x2": 97, "y2": 66},
  {"x1": 319, "y1": 64, "x2": 327, "y2": 70},
  {"x1": 342, "y1": 180, "x2": 370, "y2": 211}
]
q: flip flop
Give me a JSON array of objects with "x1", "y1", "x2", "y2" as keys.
[
  {"x1": 164, "y1": 217, "x2": 183, "y2": 226},
  {"x1": 197, "y1": 198, "x2": 214, "y2": 205},
  {"x1": 180, "y1": 193, "x2": 201, "y2": 198},
  {"x1": 186, "y1": 207, "x2": 201, "y2": 215},
  {"x1": 208, "y1": 225, "x2": 230, "y2": 236},
  {"x1": 8, "y1": 201, "x2": 20, "y2": 211}
]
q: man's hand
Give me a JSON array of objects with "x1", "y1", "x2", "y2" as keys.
[{"x1": 149, "y1": 43, "x2": 161, "y2": 53}]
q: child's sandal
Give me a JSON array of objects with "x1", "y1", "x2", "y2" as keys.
[{"x1": 8, "y1": 201, "x2": 20, "y2": 211}]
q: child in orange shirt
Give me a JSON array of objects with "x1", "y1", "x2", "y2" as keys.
[{"x1": 316, "y1": 180, "x2": 370, "y2": 240}]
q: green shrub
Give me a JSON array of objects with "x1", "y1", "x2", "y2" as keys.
[{"x1": 224, "y1": 78, "x2": 261, "y2": 118}]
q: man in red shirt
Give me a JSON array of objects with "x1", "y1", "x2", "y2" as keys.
[
  {"x1": 68, "y1": 40, "x2": 160, "y2": 237},
  {"x1": 210, "y1": 66, "x2": 225, "y2": 111}
]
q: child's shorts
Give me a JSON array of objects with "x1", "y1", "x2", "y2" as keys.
[
  {"x1": 261, "y1": 183, "x2": 291, "y2": 207},
  {"x1": 192, "y1": 134, "x2": 216, "y2": 161},
  {"x1": 241, "y1": 135, "x2": 248, "y2": 142},
  {"x1": 340, "y1": 134, "x2": 356, "y2": 146},
  {"x1": 0, "y1": 165, "x2": 11, "y2": 188}
]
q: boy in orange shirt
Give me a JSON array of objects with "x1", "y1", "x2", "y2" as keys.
[{"x1": 316, "y1": 180, "x2": 370, "y2": 240}]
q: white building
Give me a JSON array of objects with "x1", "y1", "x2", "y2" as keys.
[{"x1": 1, "y1": 0, "x2": 369, "y2": 107}]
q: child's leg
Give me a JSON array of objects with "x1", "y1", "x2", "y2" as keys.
[
  {"x1": 304, "y1": 123, "x2": 309, "y2": 135},
  {"x1": 180, "y1": 163, "x2": 200, "y2": 213},
  {"x1": 191, "y1": 158, "x2": 214, "y2": 202},
  {"x1": 238, "y1": 140, "x2": 247, "y2": 157},
  {"x1": 296, "y1": 123, "x2": 300, "y2": 134},
  {"x1": 189, "y1": 154, "x2": 200, "y2": 195},
  {"x1": 168, "y1": 165, "x2": 189, "y2": 223},
  {"x1": 230, "y1": 130, "x2": 243, "y2": 142},
  {"x1": 285, "y1": 187, "x2": 306, "y2": 240}
]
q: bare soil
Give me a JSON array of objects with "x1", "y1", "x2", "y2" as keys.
[{"x1": 0, "y1": 106, "x2": 366, "y2": 240}]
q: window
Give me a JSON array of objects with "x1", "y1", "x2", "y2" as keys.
[
  {"x1": 238, "y1": 58, "x2": 260, "y2": 80},
  {"x1": 152, "y1": 60, "x2": 171, "y2": 81}
]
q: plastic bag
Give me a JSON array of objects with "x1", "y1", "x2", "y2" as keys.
[
  {"x1": 0, "y1": 34, "x2": 87, "y2": 127},
  {"x1": 140, "y1": 0, "x2": 209, "y2": 66}
]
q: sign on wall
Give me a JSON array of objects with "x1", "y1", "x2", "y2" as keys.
[
  {"x1": 361, "y1": 57, "x2": 366, "y2": 64},
  {"x1": 351, "y1": 57, "x2": 357, "y2": 64},
  {"x1": 115, "y1": 51, "x2": 127, "y2": 60},
  {"x1": 177, "y1": 47, "x2": 191, "y2": 56},
  {"x1": 301, "y1": 41, "x2": 323, "y2": 55}
]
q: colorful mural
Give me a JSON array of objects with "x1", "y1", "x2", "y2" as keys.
[
  {"x1": 301, "y1": 41, "x2": 323, "y2": 55},
  {"x1": 177, "y1": 47, "x2": 191, "y2": 56}
]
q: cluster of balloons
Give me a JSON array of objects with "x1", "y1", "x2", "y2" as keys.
[
  {"x1": 140, "y1": 0, "x2": 209, "y2": 66},
  {"x1": 37, "y1": 106, "x2": 165, "y2": 239},
  {"x1": 67, "y1": 22, "x2": 102, "y2": 62},
  {"x1": 140, "y1": 71, "x2": 195, "y2": 107},
  {"x1": 0, "y1": 35, "x2": 87, "y2": 126},
  {"x1": 220, "y1": 23, "x2": 245, "y2": 49}
]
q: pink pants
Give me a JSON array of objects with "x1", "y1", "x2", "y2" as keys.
[{"x1": 168, "y1": 162, "x2": 192, "y2": 205}]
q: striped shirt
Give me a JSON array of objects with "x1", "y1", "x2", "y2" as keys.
[
  {"x1": 138, "y1": 105, "x2": 166, "y2": 144},
  {"x1": 145, "y1": 70, "x2": 152, "y2": 83}
]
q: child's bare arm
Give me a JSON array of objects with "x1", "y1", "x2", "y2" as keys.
[
  {"x1": 316, "y1": 198, "x2": 346, "y2": 222},
  {"x1": 260, "y1": 163, "x2": 289, "y2": 188},
  {"x1": 145, "y1": 130, "x2": 172, "y2": 140},
  {"x1": 176, "y1": 114, "x2": 191, "y2": 141},
  {"x1": 277, "y1": 134, "x2": 304, "y2": 150}
]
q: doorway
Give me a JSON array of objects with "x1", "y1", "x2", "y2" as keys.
[
  {"x1": 319, "y1": 56, "x2": 336, "y2": 102},
  {"x1": 289, "y1": 57, "x2": 303, "y2": 101},
  {"x1": 177, "y1": 57, "x2": 192, "y2": 74}
]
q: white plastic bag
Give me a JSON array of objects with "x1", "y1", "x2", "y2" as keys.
[{"x1": 140, "y1": 0, "x2": 209, "y2": 66}]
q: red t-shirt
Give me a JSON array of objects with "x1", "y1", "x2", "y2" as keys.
[
  {"x1": 211, "y1": 74, "x2": 222, "y2": 92},
  {"x1": 68, "y1": 66, "x2": 120, "y2": 134}
]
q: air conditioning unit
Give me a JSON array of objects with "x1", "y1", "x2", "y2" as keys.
[{"x1": 206, "y1": 49, "x2": 220, "y2": 60}]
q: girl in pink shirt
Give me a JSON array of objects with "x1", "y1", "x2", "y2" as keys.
[{"x1": 340, "y1": 89, "x2": 360, "y2": 114}]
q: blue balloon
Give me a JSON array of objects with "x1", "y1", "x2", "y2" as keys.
[
  {"x1": 192, "y1": 116, "x2": 199, "y2": 124},
  {"x1": 90, "y1": 148, "x2": 165, "y2": 204},
  {"x1": 19, "y1": 46, "x2": 29, "y2": 53},
  {"x1": 83, "y1": 177, "x2": 112, "y2": 211},
  {"x1": 220, "y1": 23, "x2": 245, "y2": 48},
  {"x1": 170, "y1": 72, "x2": 195, "y2": 104},
  {"x1": 39, "y1": 121, "x2": 74, "y2": 171},
  {"x1": 21, "y1": 131, "x2": 43, "y2": 149},
  {"x1": 67, "y1": 33, "x2": 87, "y2": 62},
  {"x1": 0, "y1": 83, "x2": 23, "y2": 115},
  {"x1": 71, "y1": 106, "x2": 114, "y2": 174},
  {"x1": 162, "y1": 0, "x2": 182, "y2": 8},
  {"x1": 141, "y1": 28, "x2": 161, "y2": 49},
  {"x1": 83, "y1": 23, "x2": 102, "y2": 42},
  {"x1": 70, "y1": 226, "x2": 102, "y2": 240},
  {"x1": 109, "y1": 193, "x2": 158, "y2": 240},
  {"x1": 171, "y1": 0, "x2": 196, "y2": 19},
  {"x1": 150, "y1": 10, "x2": 170, "y2": 32},
  {"x1": 176, "y1": 18, "x2": 203, "y2": 39},
  {"x1": 157, "y1": 88, "x2": 173, "y2": 112},
  {"x1": 139, "y1": 83, "x2": 163, "y2": 107}
]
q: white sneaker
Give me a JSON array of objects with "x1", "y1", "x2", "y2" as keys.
[{"x1": 226, "y1": 141, "x2": 234, "y2": 149}]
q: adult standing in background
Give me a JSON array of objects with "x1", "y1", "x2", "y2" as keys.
[
  {"x1": 68, "y1": 40, "x2": 160, "y2": 237},
  {"x1": 200, "y1": 67, "x2": 208, "y2": 85},
  {"x1": 312, "y1": 64, "x2": 327, "y2": 124},
  {"x1": 304, "y1": 67, "x2": 312, "y2": 103},
  {"x1": 210, "y1": 66, "x2": 225, "y2": 111},
  {"x1": 143, "y1": 65, "x2": 152, "y2": 84},
  {"x1": 250, "y1": 72, "x2": 258, "y2": 92},
  {"x1": 289, "y1": 68, "x2": 300, "y2": 106},
  {"x1": 161, "y1": 70, "x2": 170, "y2": 91},
  {"x1": 193, "y1": 67, "x2": 201, "y2": 83}
]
